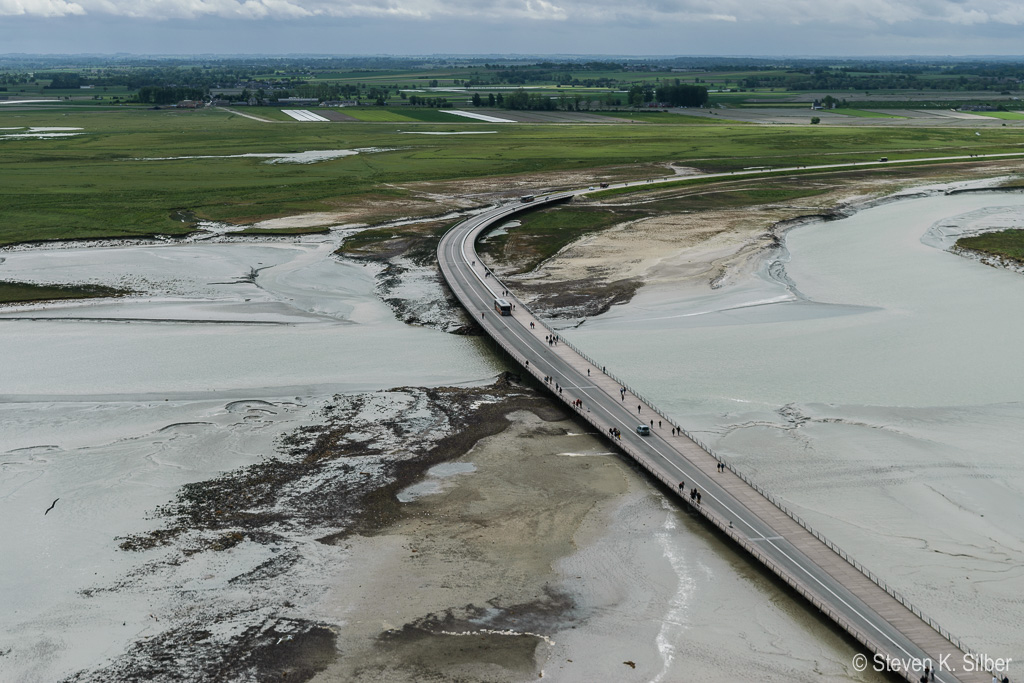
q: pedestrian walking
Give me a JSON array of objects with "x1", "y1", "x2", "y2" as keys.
[{"x1": 637, "y1": 405, "x2": 642, "y2": 414}]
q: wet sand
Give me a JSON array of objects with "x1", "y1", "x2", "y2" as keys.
[{"x1": 307, "y1": 407, "x2": 889, "y2": 683}]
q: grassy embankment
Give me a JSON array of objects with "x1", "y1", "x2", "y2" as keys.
[
  {"x1": 0, "y1": 281, "x2": 128, "y2": 304},
  {"x1": 956, "y1": 230, "x2": 1024, "y2": 263},
  {"x1": 477, "y1": 207, "x2": 630, "y2": 274},
  {"x1": 335, "y1": 220, "x2": 455, "y2": 264},
  {"x1": 482, "y1": 181, "x2": 840, "y2": 272}
]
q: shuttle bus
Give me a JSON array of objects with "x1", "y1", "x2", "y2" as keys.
[{"x1": 494, "y1": 298, "x2": 512, "y2": 316}]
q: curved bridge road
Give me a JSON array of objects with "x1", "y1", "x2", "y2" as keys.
[{"x1": 438, "y1": 184, "x2": 998, "y2": 683}]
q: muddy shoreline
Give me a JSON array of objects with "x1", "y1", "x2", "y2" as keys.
[
  {"x1": 477, "y1": 162, "x2": 1024, "y2": 320},
  {"x1": 66, "y1": 375, "x2": 628, "y2": 682}
]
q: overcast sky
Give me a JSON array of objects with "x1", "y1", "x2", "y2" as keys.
[{"x1": 2, "y1": 0, "x2": 1024, "y2": 56}]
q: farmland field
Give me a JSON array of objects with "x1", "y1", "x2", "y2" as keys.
[
  {"x1": 2, "y1": 105, "x2": 1023, "y2": 247},
  {"x1": 338, "y1": 108, "x2": 419, "y2": 122}
]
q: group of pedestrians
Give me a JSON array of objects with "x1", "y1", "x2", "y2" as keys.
[
  {"x1": 572, "y1": 398, "x2": 584, "y2": 410},
  {"x1": 675, "y1": 481, "x2": 701, "y2": 505},
  {"x1": 608, "y1": 427, "x2": 622, "y2": 439},
  {"x1": 545, "y1": 334, "x2": 560, "y2": 346}
]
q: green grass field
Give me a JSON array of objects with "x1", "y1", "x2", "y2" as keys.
[
  {"x1": 956, "y1": 229, "x2": 1024, "y2": 262},
  {"x1": 831, "y1": 109, "x2": 905, "y2": 118},
  {"x1": 394, "y1": 109, "x2": 477, "y2": 123},
  {"x1": 2, "y1": 105, "x2": 1023, "y2": 247},
  {"x1": 336, "y1": 109, "x2": 416, "y2": 122},
  {"x1": 971, "y1": 111, "x2": 1024, "y2": 120}
]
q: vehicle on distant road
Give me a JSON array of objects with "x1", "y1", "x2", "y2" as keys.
[
  {"x1": 879, "y1": 157, "x2": 888, "y2": 162},
  {"x1": 599, "y1": 182, "x2": 609, "y2": 188},
  {"x1": 636, "y1": 425, "x2": 651, "y2": 436},
  {"x1": 520, "y1": 195, "x2": 535, "y2": 203}
]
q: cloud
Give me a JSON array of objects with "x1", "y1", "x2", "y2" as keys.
[
  {"x1": 0, "y1": 0, "x2": 85, "y2": 16},
  {"x1": 5, "y1": 0, "x2": 1024, "y2": 28}
]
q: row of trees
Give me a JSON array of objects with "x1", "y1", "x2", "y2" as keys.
[
  {"x1": 625, "y1": 83, "x2": 708, "y2": 107},
  {"x1": 135, "y1": 86, "x2": 205, "y2": 105},
  {"x1": 501, "y1": 89, "x2": 558, "y2": 111},
  {"x1": 406, "y1": 95, "x2": 451, "y2": 107},
  {"x1": 741, "y1": 70, "x2": 1019, "y2": 92},
  {"x1": 654, "y1": 84, "x2": 709, "y2": 107}
]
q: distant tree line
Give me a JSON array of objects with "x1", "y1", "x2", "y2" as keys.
[
  {"x1": 655, "y1": 84, "x2": 708, "y2": 106},
  {"x1": 136, "y1": 86, "x2": 205, "y2": 105},
  {"x1": 407, "y1": 94, "x2": 451, "y2": 107},
  {"x1": 500, "y1": 89, "x2": 557, "y2": 111}
]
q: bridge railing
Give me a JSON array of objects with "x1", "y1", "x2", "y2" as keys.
[
  {"x1": 482, "y1": 327, "x2": 919, "y2": 681},
  {"x1": 551, "y1": 327, "x2": 977, "y2": 659},
  {"x1": 454, "y1": 205, "x2": 981, "y2": 666}
]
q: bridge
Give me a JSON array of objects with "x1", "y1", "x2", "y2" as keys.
[{"x1": 437, "y1": 190, "x2": 996, "y2": 683}]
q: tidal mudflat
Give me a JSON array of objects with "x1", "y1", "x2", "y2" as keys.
[{"x1": 1, "y1": 219, "x2": 891, "y2": 682}]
